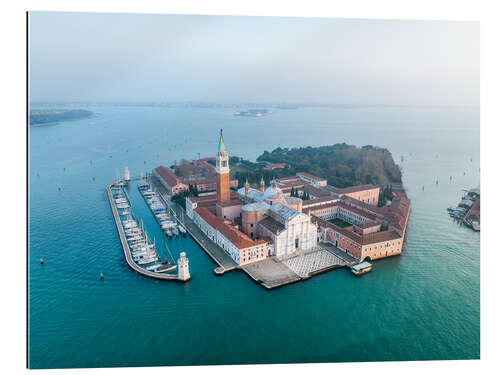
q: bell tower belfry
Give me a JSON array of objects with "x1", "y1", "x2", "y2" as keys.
[{"x1": 216, "y1": 129, "x2": 231, "y2": 204}]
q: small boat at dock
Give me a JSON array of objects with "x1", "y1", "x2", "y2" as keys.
[{"x1": 351, "y1": 262, "x2": 372, "y2": 275}]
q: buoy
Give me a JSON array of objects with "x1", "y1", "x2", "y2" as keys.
[
  {"x1": 92, "y1": 177, "x2": 95, "y2": 181},
  {"x1": 36, "y1": 173, "x2": 40, "y2": 177},
  {"x1": 58, "y1": 187, "x2": 61, "y2": 192},
  {"x1": 450, "y1": 176, "x2": 452, "y2": 181},
  {"x1": 422, "y1": 186, "x2": 425, "y2": 191},
  {"x1": 40, "y1": 258, "x2": 44, "y2": 264},
  {"x1": 464, "y1": 172, "x2": 466, "y2": 176},
  {"x1": 63, "y1": 167, "x2": 66, "y2": 171},
  {"x1": 436, "y1": 180, "x2": 438, "y2": 185},
  {"x1": 100, "y1": 272, "x2": 104, "y2": 280}
]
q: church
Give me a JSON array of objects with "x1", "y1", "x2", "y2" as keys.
[{"x1": 186, "y1": 130, "x2": 318, "y2": 265}]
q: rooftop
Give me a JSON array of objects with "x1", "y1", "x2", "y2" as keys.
[
  {"x1": 258, "y1": 216, "x2": 286, "y2": 235},
  {"x1": 336, "y1": 184, "x2": 378, "y2": 194},
  {"x1": 297, "y1": 172, "x2": 327, "y2": 182},
  {"x1": 154, "y1": 166, "x2": 183, "y2": 188},
  {"x1": 302, "y1": 184, "x2": 333, "y2": 198},
  {"x1": 195, "y1": 207, "x2": 267, "y2": 249},
  {"x1": 270, "y1": 203, "x2": 300, "y2": 221},
  {"x1": 242, "y1": 202, "x2": 270, "y2": 212}
]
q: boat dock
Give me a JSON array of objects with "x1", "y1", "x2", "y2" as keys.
[
  {"x1": 106, "y1": 182, "x2": 186, "y2": 281},
  {"x1": 149, "y1": 176, "x2": 238, "y2": 274}
]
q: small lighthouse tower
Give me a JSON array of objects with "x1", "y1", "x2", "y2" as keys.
[
  {"x1": 124, "y1": 166, "x2": 131, "y2": 182},
  {"x1": 177, "y1": 252, "x2": 190, "y2": 281}
]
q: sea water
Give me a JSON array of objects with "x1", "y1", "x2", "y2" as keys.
[{"x1": 28, "y1": 105, "x2": 480, "y2": 368}]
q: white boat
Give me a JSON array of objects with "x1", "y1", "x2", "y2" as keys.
[
  {"x1": 161, "y1": 221, "x2": 176, "y2": 228},
  {"x1": 122, "y1": 220, "x2": 138, "y2": 229},
  {"x1": 128, "y1": 235, "x2": 144, "y2": 242},
  {"x1": 351, "y1": 262, "x2": 372, "y2": 275},
  {"x1": 133, "y1": 251, "x2": 157, "y2": 258},
  {"x1": 137, "y1": 257, "x2": 158, "y2": 265},
  {"x1": 119, "y1": 210, "x2": 131, "y2": 216},
  {"x1": 116, "y1": 203, "x2": 130, "y2": 209},
  {"x1": 125, "y1": 231, "x2": 142, "y2": 238},
  {"x1": 145, "y1": 264, "x2": 163, "y2": 271},
  {"x1": 178, "y1": 225, "x2": 187, "y2": 236}
]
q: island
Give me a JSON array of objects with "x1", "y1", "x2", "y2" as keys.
[
  {"x1": 148, "y1": 131, "x2": 410, "y2": 289},
  {"x1": 29, "y1": 109, "x2": 94, "y2": 126},
  {"x1": 234, "y1": 109, "x2": 273, "y2": 117}
]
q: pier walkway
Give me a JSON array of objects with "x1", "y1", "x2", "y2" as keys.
[
  {"x1": 106, "y1": 183, "x2": 179, "y2": 281},
  {"x1": 321, "y1": 242, "x2": 359, "y2": 266},
  {"x1": 149, "y1": 177, "x2": 238, "y2": 273},
  {"x1": 241, "y1": 258, "x2": 301, "y2": 289}
]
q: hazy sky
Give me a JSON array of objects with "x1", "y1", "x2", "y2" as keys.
[{"x1": 29, "y1": 12, "x2": 479, "y2": 105}]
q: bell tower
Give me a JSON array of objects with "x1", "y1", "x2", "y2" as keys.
[{"x1": 216, "y1": 129, "x2": 231, "y2": 204}]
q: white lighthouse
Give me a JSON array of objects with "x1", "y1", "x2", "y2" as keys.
[
  {"x1": 124, "y1": 166, "x2": 131, "y2": 182},
  {"x1": 177, "y1": 252, "x2": 190, "y2": 281}
]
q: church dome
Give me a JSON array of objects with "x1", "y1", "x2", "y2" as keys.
[{"x1": 264, "y1": 184, "x2": 283, "y2": 200}]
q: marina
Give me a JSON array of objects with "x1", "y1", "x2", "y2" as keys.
[
  {"x1": 447, "y1": 188, "x2": 480, "y2": 231},
  {"x1": 138, "y1": 182, "x2": 183, "y2": 239},
  {"x1": 106, "y1": 177, "x2": 190, "y2": 281}
]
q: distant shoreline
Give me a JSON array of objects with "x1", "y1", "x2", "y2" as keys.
[{"x1": 29, "y1": 109, "x2": 94, "y2": 126}]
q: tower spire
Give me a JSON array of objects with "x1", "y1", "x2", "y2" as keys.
[{"x1": 218, "y1": 128, "x2": 226, "y2": 153}]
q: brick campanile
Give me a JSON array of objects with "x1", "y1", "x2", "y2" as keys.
[{"x1": 216, "y1": 129, "x2": 231, "y2": 204}]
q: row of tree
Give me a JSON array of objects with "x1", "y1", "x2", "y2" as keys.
[
  {"x1": 378, "y1": 184, "x2": 394, "y2": 207},
  {"x1": 290, "y1": 186, "x2": 311, "y2": 200},
  {"x1": 171, "y1": 184, "x2": 200, "y2": 209}
]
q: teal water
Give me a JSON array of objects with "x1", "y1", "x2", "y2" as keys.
[{"x1": 28, "y1": 105, "x2": 480, "y2": 368}]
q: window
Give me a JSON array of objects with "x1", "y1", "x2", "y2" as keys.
[{"x1": 250, "y1": 223, "x2": 254, "y2": 227}]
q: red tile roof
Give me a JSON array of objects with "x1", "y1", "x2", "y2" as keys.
[
  {"x1": 297, "y1": 172, "x2": 327, "y2": 182},
  {"x1": 195, "y1": 207, "x2": 268, "y2": 249},
  {"x1": 155, "y1": 166, "x2": 182, "y2": 188},
  {"x1": 336, "y1": 184, "x2": 378, "y2": 194},
  {"x1": 311, "y1": 215, "x2": 401, "y2": 245},
  {"x1": 469, "y1": 199, "x2": 480, "y2": 217},
  {"x1": 266, "y1": 163, "x2": 287, "y2": 169}
]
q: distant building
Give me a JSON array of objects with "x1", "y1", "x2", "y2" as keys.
[
  {"x1": 264, "y1": 163, "x2": 287, "y2": 170},
  {"x1": 154, "y1": 165, "x2": 188, "y2": 195}
]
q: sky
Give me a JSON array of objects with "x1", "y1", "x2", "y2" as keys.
[{"x1": 28, "y1": 12, "x2": 479, "y2": 106}]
